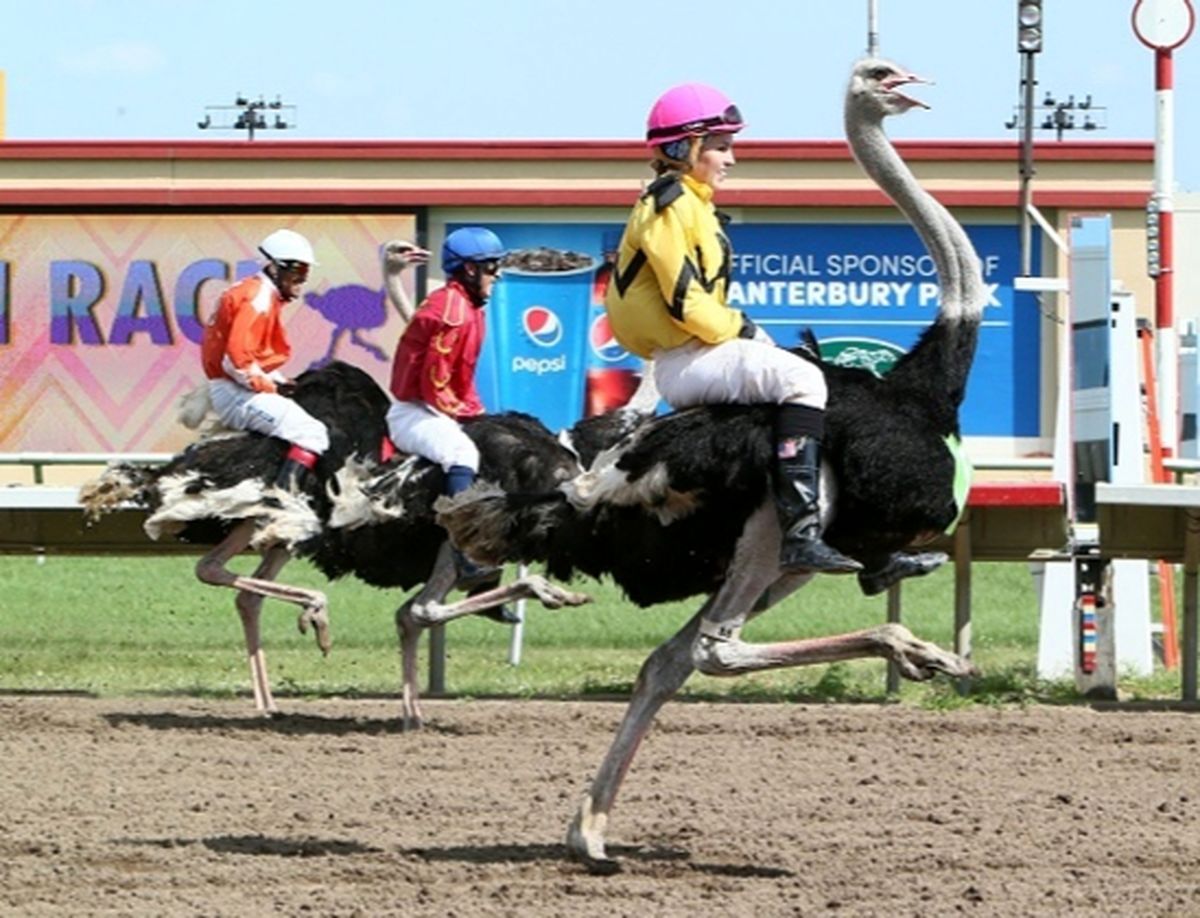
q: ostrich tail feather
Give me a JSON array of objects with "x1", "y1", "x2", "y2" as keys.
[
  {"x1": 78, "y1": 464, "x2": 156, "y2": 521},
  {"x1": 436, "y1": 483, "x2": 570, "y2": 567},
  {"x1": 435, "y1": 485, "x2": 515, "y2": 566}
]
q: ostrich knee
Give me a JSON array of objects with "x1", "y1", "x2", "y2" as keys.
[{"x1": 195, "y1": 555, "x2": 235, "y2": 588}]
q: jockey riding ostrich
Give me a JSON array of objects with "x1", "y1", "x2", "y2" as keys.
[
  {"x1": 435, "y1": 58, "x2": 981, "y2": 873},
  {"x1": 79, "y1": 231, "x2": 660, "y2": 717},
  {"x1": 78, "y1": 362, "x2": 614, "y2": 716}
]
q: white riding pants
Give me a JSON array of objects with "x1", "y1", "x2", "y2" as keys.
[
  {"x1": 651, "y1": 338, "x2": 827, "y2": 410},
  {"x1": 207, "y1": 379, "x2": 330, "y2": 454},
  {"x1": 386, "y1": 400, "x2": 480, "y2": 473}
]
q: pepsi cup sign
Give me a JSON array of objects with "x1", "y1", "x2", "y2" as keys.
[{"x1": 479, "y1": 260, "x2": 593, "y2": 432}]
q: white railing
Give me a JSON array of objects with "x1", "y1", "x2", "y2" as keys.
[{"x1": 0, "y1": 452, "x2": 171, "y2": 484}]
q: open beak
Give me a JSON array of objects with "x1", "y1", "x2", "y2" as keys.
[{"x1": 883, "y1": 71, "x2": 933, "y2": 110}]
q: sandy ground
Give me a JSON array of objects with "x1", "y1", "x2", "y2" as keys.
[{"x1": 0, "y1": 695, "x2": 1198, "y2": 917}]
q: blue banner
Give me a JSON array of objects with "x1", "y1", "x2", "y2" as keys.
[
  {"x1": 463, "y1": 220, "x2": 1040, "y2": 437},
  {"x1": 727, "y1": 223, "x2": 1041, "y2": 436}
]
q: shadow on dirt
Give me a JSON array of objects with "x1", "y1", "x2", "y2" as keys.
[
  {"x1": 102, "y1": 710, "x2": 462, "y2": 736},
  {"x1": 406, "y1": 842, "x2": 793, "y2": 878},
  {"x1": 116, "y1": 834, "x2": 384, "y2": 857}
]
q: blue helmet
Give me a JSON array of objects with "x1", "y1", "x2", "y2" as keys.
[{"x1": 442, "y1": 227, "x2": 506, "y2": 275}]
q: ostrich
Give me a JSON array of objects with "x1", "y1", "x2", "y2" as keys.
[
  {"x1": 302, "y1": 240, "x2": 429, "y2": 369},
  {"x1": 80, "y1": 360, "x2": 661, "y2": 719},
  {"x1": 381, "y1": 239, "x2": 426, "y2": 327},
  {"x1": 435, "y1": 58, "x2": 981, "y2": 873}
]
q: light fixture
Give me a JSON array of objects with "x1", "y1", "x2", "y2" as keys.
[{"x1": 1017, "y1": 0, "x2": 1043, "y2": 53}]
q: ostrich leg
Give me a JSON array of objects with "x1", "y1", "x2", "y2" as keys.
[
  {"x1": 397, "y1": 543, "x2": 591, "y2": 729},
  {"x1": 567, "y1": 609, "x2": 705, "y2": 874},
  {"x1": 567, "y1": 513, "x2": 785, "y2": 874},
  {"x1": 234, "y1": 545, "x2": 293, "y2": 716},
  {"x1": 395, "y1": 544, "x2": 459, "y2": 731},
  {"x1": 195, "y1": 520, "x2": 331, "y2": 656},
  {"x1": 694, "y1": 622, "x2": 974, "y2": 681}
]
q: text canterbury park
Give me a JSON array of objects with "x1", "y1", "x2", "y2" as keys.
[{"x1": 726, "y1": 252, "x2": 1003, "y2": 309}]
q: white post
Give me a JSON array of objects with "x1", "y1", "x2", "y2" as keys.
[
  {"x1": 507, "y1": 563, "x2": 528, "y2": 665},
  {"x1": 1132, "y1": 0, "x2": 1197, "y2": 455},
  {"x1": 1154, "y1": 46, "x2": 1179, "y2": 455}
]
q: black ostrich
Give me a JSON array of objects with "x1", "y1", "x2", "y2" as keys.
[
  {"x1": 79, "y1": 360, "x2": 660, "y2": 719},
  {"x1": 434, "y1": 58, "x2": 982, "y2": 873}
]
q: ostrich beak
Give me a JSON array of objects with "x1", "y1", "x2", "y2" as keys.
[{"x1": 882, "y1": 71, "x2": 932, "y2": 110}]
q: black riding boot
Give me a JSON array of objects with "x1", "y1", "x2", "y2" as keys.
[
  {"x1": 274, "y1": 445, "x2": 318, "y2": 494},
  {"x1": 774, "y1": 406, "x2": 861, "y2": 575}
]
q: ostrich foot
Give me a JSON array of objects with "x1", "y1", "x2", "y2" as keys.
[
  {"x1": 412, "y1": 575, "x2": 591, "y2": 626},
  {"x1": 878, "y1": 623, "x2": 975, "y2": 681},
  {"x1": 566, "y1": 795, "x2": 621, "y2": 876},
  {"x1": 519, "y1": 575, "x2": 591, "y2": 609},
  {"x1": 401, "y1": 685, "x2": 423, "y2": 732},
  {"x1": 297, "y1": 604, "x2": 331, "y2": 656}
]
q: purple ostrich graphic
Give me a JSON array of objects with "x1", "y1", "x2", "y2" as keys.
[
  {"x1": 303, "y1": 284, "x2": 391, "y2": 369},
  {"x1": 302, "y1": 240, "x2": 429, "y2": 370}
]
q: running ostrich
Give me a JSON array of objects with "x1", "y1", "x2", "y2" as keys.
[
  {"x1": 80, "y1": 292, "x2": 660, "y2": 719},
  {"x1": 80, "y1": 363, "x2": 600, "y2": 715},
  {"x1": 435, "y1": 58, "x2": 981, "y2": 873}
]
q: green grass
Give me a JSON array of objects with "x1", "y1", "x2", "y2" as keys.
[{"x1": 0, "y1": 554, "x2": 1186, "y2": 705}]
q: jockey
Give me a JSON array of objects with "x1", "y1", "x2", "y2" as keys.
[
  {"x1": 387, "y1": 226, "x2": 505, "y2": 584},
  {"x1": 605, "y1": 83, "x2": 861, "y2": 576},
  {"x1": 200, "y1": 228, "x2": 329, "y2": 493}
]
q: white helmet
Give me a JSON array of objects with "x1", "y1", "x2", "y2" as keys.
[{"x1": 258, "y1": 228, "x2": 317, "y2": 267}]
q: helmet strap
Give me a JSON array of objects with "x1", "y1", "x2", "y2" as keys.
[
  {"x1": 455, "y1": 263, "x2": 488, "y2": 307},
  {"x1": 264, "y1": 261, "x2": 300, "y2": 301},
  {"x1": 651, "y1": 136, "x2": 701, "y2": 175}
]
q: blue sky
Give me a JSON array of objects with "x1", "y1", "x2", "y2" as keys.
[{"x1": 5, "y1": 0, "x2": 1199, "y2": 189}]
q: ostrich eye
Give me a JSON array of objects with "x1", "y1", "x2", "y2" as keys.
[{"x1": 870, "y1": 67, "x2": 892, "y2": 81}]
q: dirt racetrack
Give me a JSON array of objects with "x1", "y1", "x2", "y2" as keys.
[{"x1": 1, "y1": 695, "x2": 1198, "y2": 917}]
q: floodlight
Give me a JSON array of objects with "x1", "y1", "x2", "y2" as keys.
[{"x1": 1017, "y1": 0, "x2": 1043, "y2": 53}]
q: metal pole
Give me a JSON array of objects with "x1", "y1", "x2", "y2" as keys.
[
  {"x1": 1018, "y1": 50, "x2": 1037, "y2": 276},
  {"x1": 867, "y1": 0, "x2": 880, "y2": 56},
  {"x1": 1154, "y1": 46, "x2": 1179, "y2": 455}
]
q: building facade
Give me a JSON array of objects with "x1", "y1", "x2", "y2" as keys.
[{"x1": 0, "y1": 139, "x2": 1157, "y2": 458}]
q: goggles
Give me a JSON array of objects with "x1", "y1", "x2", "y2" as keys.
[
  {"x1": 477, "y1": 259, "x2": 502, "y2": 276},
  {"x1": 646, "y1": 104, "x2": 744, "y2": 141},
  {"x1": 276, "y1": 260, "x2": 310, "y2": 280}
]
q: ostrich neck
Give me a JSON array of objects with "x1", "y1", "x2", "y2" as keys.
[
  {"x1": 384, "y1": 269, "x2": 416, "y2": 329},
  {"x1": 845, "y1": 114, "x2": 983, "y2": 319}
]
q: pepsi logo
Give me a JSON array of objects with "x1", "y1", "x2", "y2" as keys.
[
  {"x1": 589, "y1": 314, "x2": 629, "y2": 363},
  {"x1": 521, "y1": 306, "x2": 563, "y2": 348}
]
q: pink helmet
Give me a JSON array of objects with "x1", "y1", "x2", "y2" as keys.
[{"x1": 645, "y1": 83, "x2": 745, "y2": 147}]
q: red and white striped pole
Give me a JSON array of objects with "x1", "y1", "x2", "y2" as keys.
[{"x1": 1133, "y1": 0, "x2": 1195, "y2": 457}]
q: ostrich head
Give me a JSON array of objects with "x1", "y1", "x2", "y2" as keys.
[
  {"x1": 846, "y1": 58, "x2": 931, "y2": 123},
  {"x1": 380, "y1": 239, "x2": 430, "y2": 274}
]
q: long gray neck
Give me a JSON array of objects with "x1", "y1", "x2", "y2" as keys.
[
  {"x1": 844, "y1": 112, "x2": 984, "y2": 322},
  {"x1": 384, "y1": 266, "x2": 416, "y2": 329}
]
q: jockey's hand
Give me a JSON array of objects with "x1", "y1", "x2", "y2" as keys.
[
  {"x1": 248, "y1": 375, "x2": 278, "y2": 395},
  {"x1": 738, "y1": 315, "x2": 775, "y2": 346}
]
